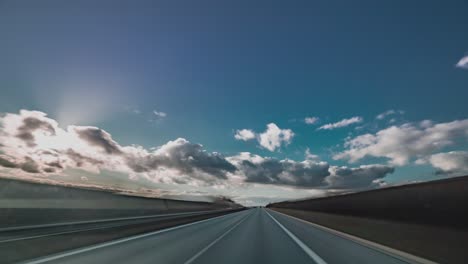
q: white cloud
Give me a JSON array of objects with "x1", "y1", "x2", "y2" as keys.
[
  {"x1": 153, "y1": 110, "x2": 167, "y2": 118},
  {"x1": 258, "y1": 123, "x2": 294, "y2": 151},
  {"x1": 304, "y1": 117, "x2": 319, "y2": 125},
  {"x1": 227, "y1": 152, "x2": 329, "y2": 187},
  {"x1": 234, "y1": 129, "x2": 256, "y2": 141},
  {"x1": 318, "y1": 116, "x2": 363, "y2": 130},
  {"x1": 455, "y1": 55, "x2": 468, "y2": 69},
  {"x1": 227, "y1": 152, "x2": 393, "y2": 189},
  {"x1": 428, "y1": 151, "x2": 468, "y2": 175},
  {"x1": 0, "y1": 110, "x2": 406, "y2": 202},
  {"x1": 234, "y1": 123, "x2": 294, "y2": 151},
  {"x1": 0, "y1": 110, "x2": 234, "y2": 187},
  {"x1": 305, "y1": 148, "x2": 320, "y2": 160},
  {"x1": 376, "y1": 109, "x2": 404, "y2": 120},
  {"x1": 377, "y1": 110, "x2": 395, "y2": 120},
  {"x1": 334, "y1": 119, "x2": 468, "y2": 166}
]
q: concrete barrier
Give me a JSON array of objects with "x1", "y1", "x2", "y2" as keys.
[
  {"x1": 268, "y1": 175, "x2": 468, "y2": 228},
  {"x1": 0, "y1": 178, "x2": 239, "y2": 227}
]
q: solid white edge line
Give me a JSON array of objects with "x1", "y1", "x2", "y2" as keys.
[
  {"x1": 0, "y1": 224, "x2": 131, "y2": 243},
  {"x1": 0, "y1": 209, "x2": 230, "y2": 232},
  {"x1": 264, "y1": 209, "x2": 327, "y2": 264},
  {"x1": 184, "y1": 210, "x2": 252, "y2": 264},
  {"x1": 0, "y1": 210, "x2": 232, "y2": 243},
  {"x1": 268, "y1": 209, "x2": 438, "y2": 264},
  {"x1": 23, "y1": 209, "x2": 247, "y2": 264}
]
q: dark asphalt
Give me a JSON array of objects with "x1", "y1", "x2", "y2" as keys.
[
  {"x1": 1, "y1": 209, "x2": 238, "y2": 263},
  {"x1": 0, "y1": 210, "x2": 229, "y2": 243},
  {"x1": 21, "y1": 208, "x2": 426, "y2": 264}
]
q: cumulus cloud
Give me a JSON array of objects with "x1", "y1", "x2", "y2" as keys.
[
  {"x1": 334, "y1": 119, "x2": 468, "y2": 166},
  {"x1": 428, "y1": 151, "x2": 468, "y2": 175},
  {"x1": 228, "y1": 152, "x2": 393, "y2": 189},
  {"x1": 15, "y1": 115, "x2": 56, "y2": 147},
  {"x1": 318, "y1": 116, "x2": 363, "y2": 130},
  {"x1": 304, "y1": 117, "x2": 319, "y2": 125},
  {"x1": 376, "y1": 110, "x2": 404, "y2": 120},
  {"x1": 234, "y1": 129, "x2": 256, "y2": 141},
  {"x1": 325, "y1": 164, "x2": 394, "y2": 189},
  {"x1": 258, "y1": 123, "x2": 294, "y2": 151},
  {"x1": 228, "y1": 152, "x2": 330, "y2": 187},
  {"x1": 0, "y1": 110, "x2": 233, "y2": 186},
  {"x1": 125, "y1": 138, "x2": 237, "y2": 182},
  {"x1": 0, "y1": 110, "x2": 395, "y2": 193},
  {"x1": 456, "y1": 55, "x2": 468, "y2": 69},
  {"x1": 0, "y1": 156, "x2": 18, "y2": 168},
  {"x1": 74, "y1": 127, "x2": 122, "y2": 155},
  {"x1": 234, "y1": 123, "x2": 294, "y2": 152}
]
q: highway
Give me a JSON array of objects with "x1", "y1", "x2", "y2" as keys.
[
  {"x1": 0, "y1": 209, "x2": 238, "y2": 263},
  {"x1": 0, "y1": 209, "x2": 230, "y2": 243},
  {"x1": 22, "y1": 208, "x2": 429, "y2": 264}
]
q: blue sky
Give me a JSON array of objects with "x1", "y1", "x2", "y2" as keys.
[{"x1": 0, "y1": 0, "x2": 467, "y2": 205}]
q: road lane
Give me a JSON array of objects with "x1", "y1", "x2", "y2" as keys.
[
  {"x1": 0, "y1": 209, "x2": 232, "y2": 243},
  {"x1": 23, "y1": 208, "x2": 431, "y2": 264},
  {"x1": 267, "y1": 209, "x2": 413, "y2": 264},
  {"x1": 188, "y1": 207, "x2": 313, "y2": 264},
  {"x1": 265, "y1": 210, "x2": 326, "y2": 264},
  {"x1": 25, "y1": 209, "x2": 252, "y2": 264},
  {"x1": 183, "y1": 214, "x2": 250, "y2": 264}
]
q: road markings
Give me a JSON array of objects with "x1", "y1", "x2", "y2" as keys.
[
  {"x1": 265, "y1": 209, "x2": 327, "y2": 264},
  {"x1": 23, "y1": 210, "x2": 247, "y2": 264},
  {"x1": 268, "y1": 209, "x2": 437, "y2": 264},
  {"x1": 0, "y1": 209, "x2": 230, "y2": 232},
  {"x1": 184, "y1": 210, "x2": 252, "y2": 264},
  {"x1": 0, "y1": 218, "x2": 164, "y2": 243},
  {"x1": 0, "y1": 224, "x2": 128, "y2": 243},
  {"x1": 0, "y1": 210, "x2": 233, "y2": 243}
]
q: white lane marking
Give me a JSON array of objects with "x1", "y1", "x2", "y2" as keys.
[
  {"x1": 265, "y1": 209, "x2": 327, "y2": 264},
  {"x1": 184, "y1": 210, "x2": 252, "y2": 264},
  {"x1": 0, "y1": 225, "x2": 125, "y2": 243},
  {"x1": 268, "y1": 209, "x2": 437, "y2": 264},
  {"x1": 0, "y1": 210, "x2": 232, "y2": 243},
  {"x1": 0, "y1": 218, "x2": 161, "y2": 243},
  {"x1": 24, "y1": 210, "x2": 248, "y2": 264},
  {"x1": 0, "y1": 209, "x2": 230, "y2": 232}
]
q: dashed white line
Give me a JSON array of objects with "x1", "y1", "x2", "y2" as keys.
[
  {"x1": 184, "y1": 210, "x2": 252, "y2": 264},
  {"x1": 24, "y1": 210, "x2": 246, "y2": 264},
  {"x1": 265, "y1": 209, "x2": 327, "y2": 264}
]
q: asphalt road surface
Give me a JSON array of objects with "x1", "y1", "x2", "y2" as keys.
[
  {"x1": 23, "y1": 208, "x2": 430, "y2": 264},
  {"x1": 0, "y1": 209, "x2": 229, "y2": 244}
]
